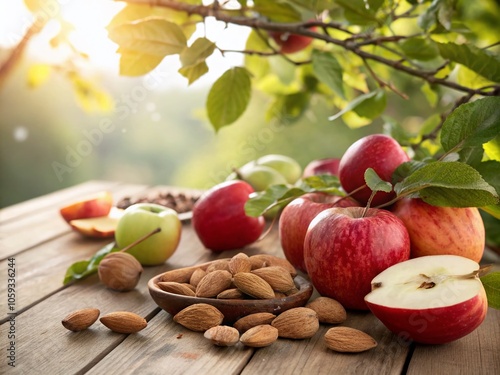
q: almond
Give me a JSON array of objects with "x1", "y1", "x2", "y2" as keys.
[
  {"x1": 228, "y1": 253, "x2": 252, "y2": 275},
  {"x1": 173, "y1": 303, "x2": 224, "y2": 332},
  {"x1": 324, "y1": 327, "x2": 377, "y2": 353},
  {"x1": 196, "y1": 270, "x2": 233, "y2": 298},
  {"x1": 206, "y1": 259, "x2": 230, "y2": 273},
  {"x1": 240, "y1": 324, "x2": 279, "y2": 347},
  {"x1": 160, "y1": 267, "x2": 197, "y2": 283},
  {"x1": 250, "y1": 254, "x2": 297, "y2": 277},
  {"x1": 233, "y1": 312, "x2": 276, "y2": 333},
  {"x1": 157, "y1": 281, "x2": 196, "y2": 296},
  {"x1": 62, "y1": 308, "x2": 100, "y2": 332},
  {"x1": 204, "y1": 325, "x2": 240, "y2": 346},
  {"x1": 251, "y1": 266, "x2": 295, "y2": 293},
  {"x1": 189, "y1": 268, "x2": 207, "y2": 287},
  {"x1": 271, "y1": 307, "x2": 319, "y2": 339},
  {"x1": 217, "y1": 288, "x2": 244, "y2": 299},
  {"x1": 233, "y1": 272, "x2": 275, "y2": 299},
  {"x1": 100, "y1": 311, "x2": 147, "y2": 334},
  {"x1": 306, "y1": 297, "x2": 347, "y2": 324}
]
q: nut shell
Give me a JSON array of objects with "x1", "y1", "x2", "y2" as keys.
[
  {"x1": 100, "y1": 311, "x2": 147, "y2": 333},
  {"x1": 324, "y1": 327, "x2": 377, "y2": 352},
  {"x1": 62, "y1": 308, "x2": 100, "y2": 332},
  {"x1": 306, "y1": 297, "x2": 347, "y2": 324},
  {"x1": 271, "y1": 307, "x2": 319, "y2": 339},
  {"x1": 173, "y1": 303, "x2": 224, "y2": 332},
  {"x1": 98, "y1": 252, "x2": 143, "y2": 292},
  {"x1": 240, "y1": 324, "x2": 278, "y2": 347},
  {"x1": 204, "y1": 325, "x2": 240, "y2": 346}
]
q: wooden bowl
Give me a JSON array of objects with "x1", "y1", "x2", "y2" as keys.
[{"x1": 148, "y1": 272, "x2": 313, "y2": 324}]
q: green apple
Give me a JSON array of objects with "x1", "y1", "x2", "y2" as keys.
[
  {"x1": 115, "y1": 203, "x2": 182, "y2": 266},
  {"x1": 239, "y1": 164, "x2": 288, "y2": 192},
  {"x1": 255, "y1": 154, "x2": 302, "y2": 184}
]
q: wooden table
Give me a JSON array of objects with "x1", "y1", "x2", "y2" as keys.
[{"x1": 1, "y1": 181, "x2": 499, "y2": 374}]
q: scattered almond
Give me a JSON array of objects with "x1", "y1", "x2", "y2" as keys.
[
  {"x1": 251, "y1": 266, "x2": 295, "y2": 293},
  {"x1": 306, "y1": 297, "x2": 347, "y2": 324},
  {"x1": 233, "y1": 312, "x2": 276, "y2": 333},
  {"x1": 324, "y1": 327, "x2": 377, "y2": 353},
  {"x1": 196, "y1": 270, "x2": 233, "y2": 298},
  {"x1": 240, "y1": 324, "x2": 279, "y2": 347},
  {"x1": 173, "y1": 303, "x2": 224, "y2": 332},
  {"x1": 100, "y1": 311, "x2": 147, "y2": 334},
  {"x1": 62, "y1": 308, "x2": 100, "y2": 332},
  {"x1": 189, "y1": 268, "x2": 207, "y2": 287},
  {"x1": 204, "y1": 325, "x2": 240, "y2": 346},
  {"x1": 217, "y1": 288, "x2": 244, "y2": 299},
  {"x1": 228, "y1": 253, "x2": 252, "y2": 275},
  {"x1": 233, "y1": 272, "x2": 275, "y2": 299},
  {"x1": 271, "y1": 307, "x2": 319, "y2": 339},
  {"x1": 157, "y1": 281, "x2": 196, "y2": 296}
]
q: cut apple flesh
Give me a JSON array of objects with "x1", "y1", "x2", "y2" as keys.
[
  {"x1": 69, "y1": 208, "x2": 124, "y2": 238},
  {"x1": 364, "y1": 255, "x2": 488, "y2": 344}
]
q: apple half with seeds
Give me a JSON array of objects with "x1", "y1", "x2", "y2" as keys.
[{"x1": 364, "y1": 255, "x2": 488, "y2": 345}]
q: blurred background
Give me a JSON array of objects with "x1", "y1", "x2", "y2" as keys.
[{"x1": 0, "y1": 0, "x2": 434, "y2": 208}]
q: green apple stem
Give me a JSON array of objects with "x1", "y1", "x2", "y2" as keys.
[
  {"x1": 119, "y1": 227, "x2": 162, "y2": 253},
  {"x1": 361, "y1": 190, "x2": 377, "y2": 218}
]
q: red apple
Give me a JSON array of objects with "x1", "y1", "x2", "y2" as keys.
[
  {"x1": 59, "y1": 191, "x2": 113, "y2": 223},
  {"x1": 338, "y1": 134, "x2": 409, "y2": 206},
  {"x1": 279, "y1": 192, "x2": 359, "y2": 272},
  {"x1": 269, "y1": 28, "x2": 316, "y2": 54},
  {"x1": 192, "y1": 180, "x2": 265, "y2": 252},
  {"x1": 302, "y1": 158, "x2": 340, "y2": 178},
  {"x1": 304, "y1": 207, "x2": 410, "y2": 310},
  {"x1": 364, "y1": 255, "x2": 488, "y2": 344},
  {"x1": 391, "y1": 198, "x2": 485, "y2": 262}
]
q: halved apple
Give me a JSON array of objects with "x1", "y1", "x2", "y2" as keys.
[
  {"x1": 69, "y1": 207, "x2": 124, "y2": 238},
  {"x1": 364, "y1": 255, "x2": 488, "y2": 344},
  {"x1": 60, "y1": 191, "x2": 113, "y2": 223}
]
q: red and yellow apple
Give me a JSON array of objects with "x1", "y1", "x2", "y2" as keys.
[
  {"x1": 69, "y1": 207, "x2": 124, "y2": 238},
  {"x1": 59, "y1": 191, "x2": 113, "y2": 223},
  {"x1": 391, "y1": 198, "x2": 485, "y2": 262},
  {"x1": 364, "y1": 255, "x2": 488, "y2": 344},
  {"x1": 279, "y1": 192, "x2": 359, "y2": 272},
  {"x1": 192, "y1": 180, "x2": 265, "y2": 252},
  {"x1": 338, "y1": 134, "x2": 409, "y2": 206},
  {"x1": 304, "y1": 207, "x2": 410, "y2": 310}
]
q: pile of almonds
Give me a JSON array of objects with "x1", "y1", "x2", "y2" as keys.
[{"x1": 156, "y1": 253, "x2": 378, "y2": 353}]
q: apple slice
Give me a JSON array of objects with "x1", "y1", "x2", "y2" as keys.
[
  {"x1": 60, "y1": 191, "x2": 113, "y2": 223},
  {"x1": 70, "y1": 207, "x2": 124, "y2": 238},
  {"x1": 364, "y1": 255, "x2": 488, "y2": 344}
]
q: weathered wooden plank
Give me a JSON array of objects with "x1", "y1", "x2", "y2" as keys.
[
  {"x1": 407, "y1": 307, "x2": 500, "y2": 374},
  {"x1": 0, "y1": 180, "x2": 121, "y2": 224},
  {"x1": 241, "y1": 311, "x2": 409, "y2": 375},
  {"x1": 84, "y1": 311, "x2": 254, "y2": 375},
  {"x1": 0, "y1": 183, "x2": 148, "y2": 260}
]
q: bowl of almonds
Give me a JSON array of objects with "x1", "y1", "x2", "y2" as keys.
[{"x1": 148, "y1": 253, "x2": 314, "y2": 324}]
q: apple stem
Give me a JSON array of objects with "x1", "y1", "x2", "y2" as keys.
[
  {"x1": 361, "y1": 190, "x2": 377, "y2": 218},
  {"x1": 119, "y1": 227, "x2": 162, "y2": 253},
  {"x1": 232, "y1": 167, "x2": 244, "y2": 181}
]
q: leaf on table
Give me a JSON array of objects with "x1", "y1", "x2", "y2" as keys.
[
  {"x1": 481, "y1": 272, "x2": 500, "y2": 310},
  {"x1": 394, "y1": 161, "x2": 499, "y2": 207},
  {"x1": 63, "y1": 242, "x2": 120, "y2": 285}
]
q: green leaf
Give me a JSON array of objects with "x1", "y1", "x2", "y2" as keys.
[
  {"x1": 335, "y1": 0, "x2": 382, "y2": 25},
  {"x1": 481, "y1": 272, "x2": 500, "y2": 310},
  {"x1": 252, "y1": 0, "x2": 302, "y2": 22},
  {"x1": 244, "y1": 30, "x2": 271, "y2": 79},
  {"x1": 436, "y1": 42, "x2": 500, "y2": 83},
  {"x1": 440, "y1": 97, "x2": 500, "y2": 157},
  {"x1": 118, "y1": 48, "x2": 165, "y2": 76},
  {"x1": 206, "y1": 67, "x2": 252, "y2": 131},
  {"x1": 484, "y1": 136, "x2": 500, "y2": 161},
  {"x1": 178, "y1": 37, "x2": 215, "y2": 84},
  {"x1": 399, "y1": 37, "x2": 439, "y2": 61},
  {"x1": 179, "y1": 62, "x2": 209, "y2": 85},
  {"x1": 365, "y1": 168, "x2": 392, "y2": 193},
  {"x1": 394, "y1": 161, "x2": 499, "y2": 207},
  {"x1": 353, "y1": 89, "x2": 386, "y2": 119},
  {"x1": 109, "y1": 18, "x2": 187, "y2": 57},
  {"x1": 63, "y1": 242, "x2": 119, "y2": 285},
  {"x1": 475, "y1": 160, "x2": 500, "y2": 195},
  {"x1": 329, "y1": 90, "x2": 385, "y2": 121},
  {"x1": 266, "y1": 92, "x2": 310, "y2": 124},
  {"x1": 418, "y1": 0, "x2": 454, "y2": 31},
  {"x1": 312, "y1": 50, "x2": 345, "y2": 99}
]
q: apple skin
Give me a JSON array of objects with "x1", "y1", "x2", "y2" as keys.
[
  {"x1": 304, "y1": 207, "x2": 410, "y2": 310},
  {"x1": 279, "y1": 192, "x2": 359, "y2": 272},
  {"x1": 192, "y1": 180, "x2": 265, "y2": 252},
  {"x1": 364, "y1": 255, "x2": 488, "y2": 344},
  {"x1": 60, "y1": 191, "x2": 113, "y2": 223},
  {"x1": 239, "y1": 165, "x2": 288, "y2": 192},
  {"x1": 269, "y1": 29, "x2": 315, "y2": 54},
  {"x1": 254, "y1": 154, "x2": 302, "y2": 184},
  {"x1": 391, "y1": 198, "x2": 485, "y2": 262},
  {"x1": 115, "y1": 203, "x2": 182, "y2": 266},
  {"x1": 302, "y1": 158, "x2": 340, "y2": 178},
  {"x1": 338, "y1": 134, "x2": 409, "y2": 206}
]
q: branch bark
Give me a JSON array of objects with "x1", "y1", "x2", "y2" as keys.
[{"x1": 122, "y1": 0, "x2": 499, "y2": 98}]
